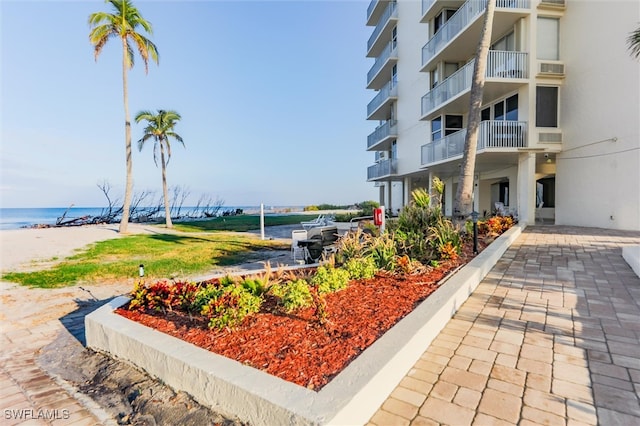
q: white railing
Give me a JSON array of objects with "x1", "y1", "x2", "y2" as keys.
[
  {"x1": 421, "y1": 51, "x2": 528, "y2": 116},
  {"x1": 367, "y1": 1, "x2": 398, "y2": 52},
  {"x1": 368, "y1": 79, "x2": 398, "y2": 117},
  {"x1": 421, "y1": 120, "x2": 527, "y2": 165},
  {"x1": 421, "y1": 0, "x2": 530, "y2": 67},
  {"x1": 422, "y1": 0, "x2": 486, "y2": 66},
  {"x1": 367, "y1": 119, "x2": 397, "y2": 149},
  {"x1": 367, "y1": 40, "x2": 398, "y2": 84},
  {"x1": 368, "y1": 158, "x2": 398, "y2": 180}
]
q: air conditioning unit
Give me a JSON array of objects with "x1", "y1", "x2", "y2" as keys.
[
  {"x1": 538, "y1": 62, "x2": 565, "y2": 76},
  {"x1": 378, "y1": 151, "x2": 387, "y2": 159}
]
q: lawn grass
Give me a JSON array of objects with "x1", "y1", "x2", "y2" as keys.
[
  {"x1": 172, "y1": 214, "x2": 313, "y2": 232},
  {"x1": 2, "y1": 231, "x2": 288, "y2": 288}
]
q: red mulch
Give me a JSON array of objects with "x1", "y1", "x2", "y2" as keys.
[{"x1": 116, "y1": 238, "x2": 487, "y2": 391}]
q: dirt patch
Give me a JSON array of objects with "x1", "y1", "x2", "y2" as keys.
[{"x1": 38, "y1": 329, "x2": 245, "y2": 426}]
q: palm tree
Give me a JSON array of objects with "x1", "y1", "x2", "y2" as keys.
[
  {"x1": 628, "y1": 25, "x2": 640, "y2": 59},
  {"x1": 135, "y1": 110, "x2": 184, "y2": 228},
  {"x1": 453, "y1": 0, "x2": 496, "y2": 219},
  {"x1": 89, "y1": 0, "x2": 159, "y2": 233}
]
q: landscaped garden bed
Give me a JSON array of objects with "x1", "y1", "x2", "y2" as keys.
[{"x1": 114, "y1": 185, "x2": 515, "y2": 391}]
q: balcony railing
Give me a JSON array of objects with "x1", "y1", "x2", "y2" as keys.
[
  {"x1": 422, "y1": 0, "x2": 436, "y2": 17},
  {"x1": 368, "y1": 158, "x2": 398, "y2": 180},
  {"x1": 367, "y1": 1, "x2": 398, "y2": 53},
  {"x1": 367, "y1": 119, "x2": 398, "y2": 149},
  {"x1": 421, "y1": 120, "x2": 528, "y2": 165},
  {"x1": 367, "y1": 0, "x2": 379, "y2": 21},
  {"x1": 368, "y1": 79, "x2": 398, "y2": 117},
  {"x1": 421, "y1": 51, "x2": 528, "y2": 116},
  {"x1": 421, "y1": 0, "x2": 530, "y2": 67},
  {"x1": 367, "y1": 40, "x2": 398, "y2": 85}
]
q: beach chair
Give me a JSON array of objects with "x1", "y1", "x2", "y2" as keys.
[
  {"x1": 301, "y1": 215, "x2": 325, "y2": 230},
  {"x1": 291, "y1": 229, "x2": 308, "y2": 263}
]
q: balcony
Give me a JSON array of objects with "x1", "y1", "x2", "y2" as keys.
[
  {"x1": 367, "y1": 40, "x2": 398, "y2": 89},
  {"x1": 421, "y1": 120, "x2": 528, "y2": 166},
  {"x1": 420, "y1": 0, "x2": 530, "y2": 71},
  {"x1": 421, "y1": 0, "x2": 436, "y2": 19},
  {"x1": 367, "y1": 79, "x2": 398, "y2": 120},
  {"x1": 367, "y1": 1, "x2": 398, "y2": 57},
  {"x1": 421, "y1": 51, "x2": 528, "y2": 120},
  {"x1": 367, "y1": 158, "x2": 398, "y2": 181},
  {"x1": 367, "y1": 0, "x2": 391, "y2": 26},
  {"x1": 367, "y1": 119, "x2": 397, "y2": 151}
]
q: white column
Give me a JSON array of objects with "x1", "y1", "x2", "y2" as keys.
[{"x1": 518, "y1": 152, "x2": 537, "y2": 225}]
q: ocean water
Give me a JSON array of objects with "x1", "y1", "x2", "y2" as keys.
[{"x1": 0, "y1": 206, "x2": 288, "y2": 230}]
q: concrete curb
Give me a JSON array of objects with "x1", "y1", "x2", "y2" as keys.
[{"x1": 86, "y1": 225, "x2": 523, "y2": 426}]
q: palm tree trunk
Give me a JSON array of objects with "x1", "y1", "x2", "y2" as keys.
[
  {"x1": 119, "y1": 37, "x2": 133, "y2": 234},
  {"x1": 454, "y1": 0, "x2": 496, "y2": 219},
  {"x1": 160, "y1": 143, "x2": 173, "y2": 228}
]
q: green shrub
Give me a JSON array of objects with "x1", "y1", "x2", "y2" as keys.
[
  {"x1": 343, "y1": 256, "x2": 378, "y2": 280},
  {"x1": 358, "y1": 200, "x2": 379, "y2": 216},
  {"x1": 271, "y1": 279, "x2": 313, "y2": 312},
  {"x1": 429, "y1": 217, "x2": 462, "y2": 261},
  {"x1": 334, "y1": 228, "x2": 372, "y2": 264},
  {"x1": 411, "y1": 188, "x2": 431, "y2": 208},
  {"x1": 369, "y1": 233, "x2": 397, "y2": 271},
  {"x1": 310, "y1": 265, "x2": 350, "y2": 295},
  {"x1": 201, "y1": 283, "x2": 262, "y2": 329}
]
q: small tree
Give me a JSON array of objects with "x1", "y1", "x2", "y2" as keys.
[{"x1": 135, "y1": 110, "x2": 184, "y2": 228}]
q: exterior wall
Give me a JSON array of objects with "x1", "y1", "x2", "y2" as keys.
[
  {"x1": 394, "y1": 0, "x2": 431, "y2": 179},
  {"x1": 555, "y1": 0, "x2": 640, "y2": 230},
  {"x1": 365, "y1": 0, "x2": 640, "y2": 231}
]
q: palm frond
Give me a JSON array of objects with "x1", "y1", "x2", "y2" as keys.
[{"x1": 628, "y1": 25, "x2": 640, "y2": 59}]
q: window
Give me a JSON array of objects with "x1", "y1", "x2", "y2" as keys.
[
  {"x1": 481, "y1": 107, "x2": 491, "y2": 121},
  {"x1": 391, "y1": 64, "x2": 398, "y2": 86},
  {"x1": 537, "y1": 17, "x2": 559, "y2": 60},
  {"x1": 431, "y1": 117, "x2": 442, "y2": 142},
  {"x1": 391, "y1": 140, "x2": 397, "y2": 159},
  {"x1": 430, "y1": 69, "x2": 438, "y2": 88},
  {"x1": 493, "y1": 94, "x2": 518, "y2": 121},
  {"x1": 445, "y1": 115, "x2": 463, "y2": 135},
  {"x1": 434, "y1": 9, "x2": 456, "y2": 34},
  {"x1": 492, "y1": 31, "x2": 515, "y2": 52},
  {"x1": 536, "y1": 86, "x2": 558, "y2": 127}
]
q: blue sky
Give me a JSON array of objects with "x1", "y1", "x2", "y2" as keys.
[{"x1": 1, "y1": 0, "x2": 378, "y2": 208}]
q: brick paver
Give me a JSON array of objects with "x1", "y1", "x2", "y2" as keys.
[
  {"x1": 0, "y1": 283, "x2": 130, "y2": 426},
  {"x1": 368, "y1": 226, "x2": 640, "y2": 425}
]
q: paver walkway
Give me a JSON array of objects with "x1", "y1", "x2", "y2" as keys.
[{"x1": 368, "y1": 225, "x2": 640, "y2": 426}]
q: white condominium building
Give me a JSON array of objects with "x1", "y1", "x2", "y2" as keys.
[{"x1": 365, "y1": 0, "x2": 639, "y2": 230}]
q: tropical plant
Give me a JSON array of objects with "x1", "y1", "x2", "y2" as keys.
[
  {"x1": 271, "y1": 279, "x2": 313, "y2": 312},
  {"x1": 343, "y1": 256, "x2": 378, "y2": 280},
  {"x1": 369, "y1": 233, "x2": 398, "y2": 271},
  {"x1": 429, "y1": 218, "x2": 462, "y2": 260},
  {"x1": 628, "y1": 25, "x2": 640, "y2": 59},
  {"x1": 453, "y1": 0, "x2": 496, "y2": 219},
  {"x1": 135, "y1": 110, "x2": 184, "y2": 228},
  {"x1": 411, "y1": 188, "x2": 431, "y2": 209},
  {"x1": 310, "y1": 265, "x2": 350, "y2": 295},
  {"x1": 89, "y1": 0, "x2": 159, "y2": 233}
]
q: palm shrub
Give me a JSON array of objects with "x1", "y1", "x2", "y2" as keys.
[
  {"x1": 369, "y1": 233, "x2": 398, "y2": 271},
  {"x1": 429, "y1": 217, "x2": 462, "y2": 261},
  {"x1": 334, "y1": 228, "x2": 371, "y2": 264}
]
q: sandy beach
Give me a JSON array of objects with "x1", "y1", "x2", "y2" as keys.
[{"x1": 0, "y1": 223, "x2": 158, "y2": 273}]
